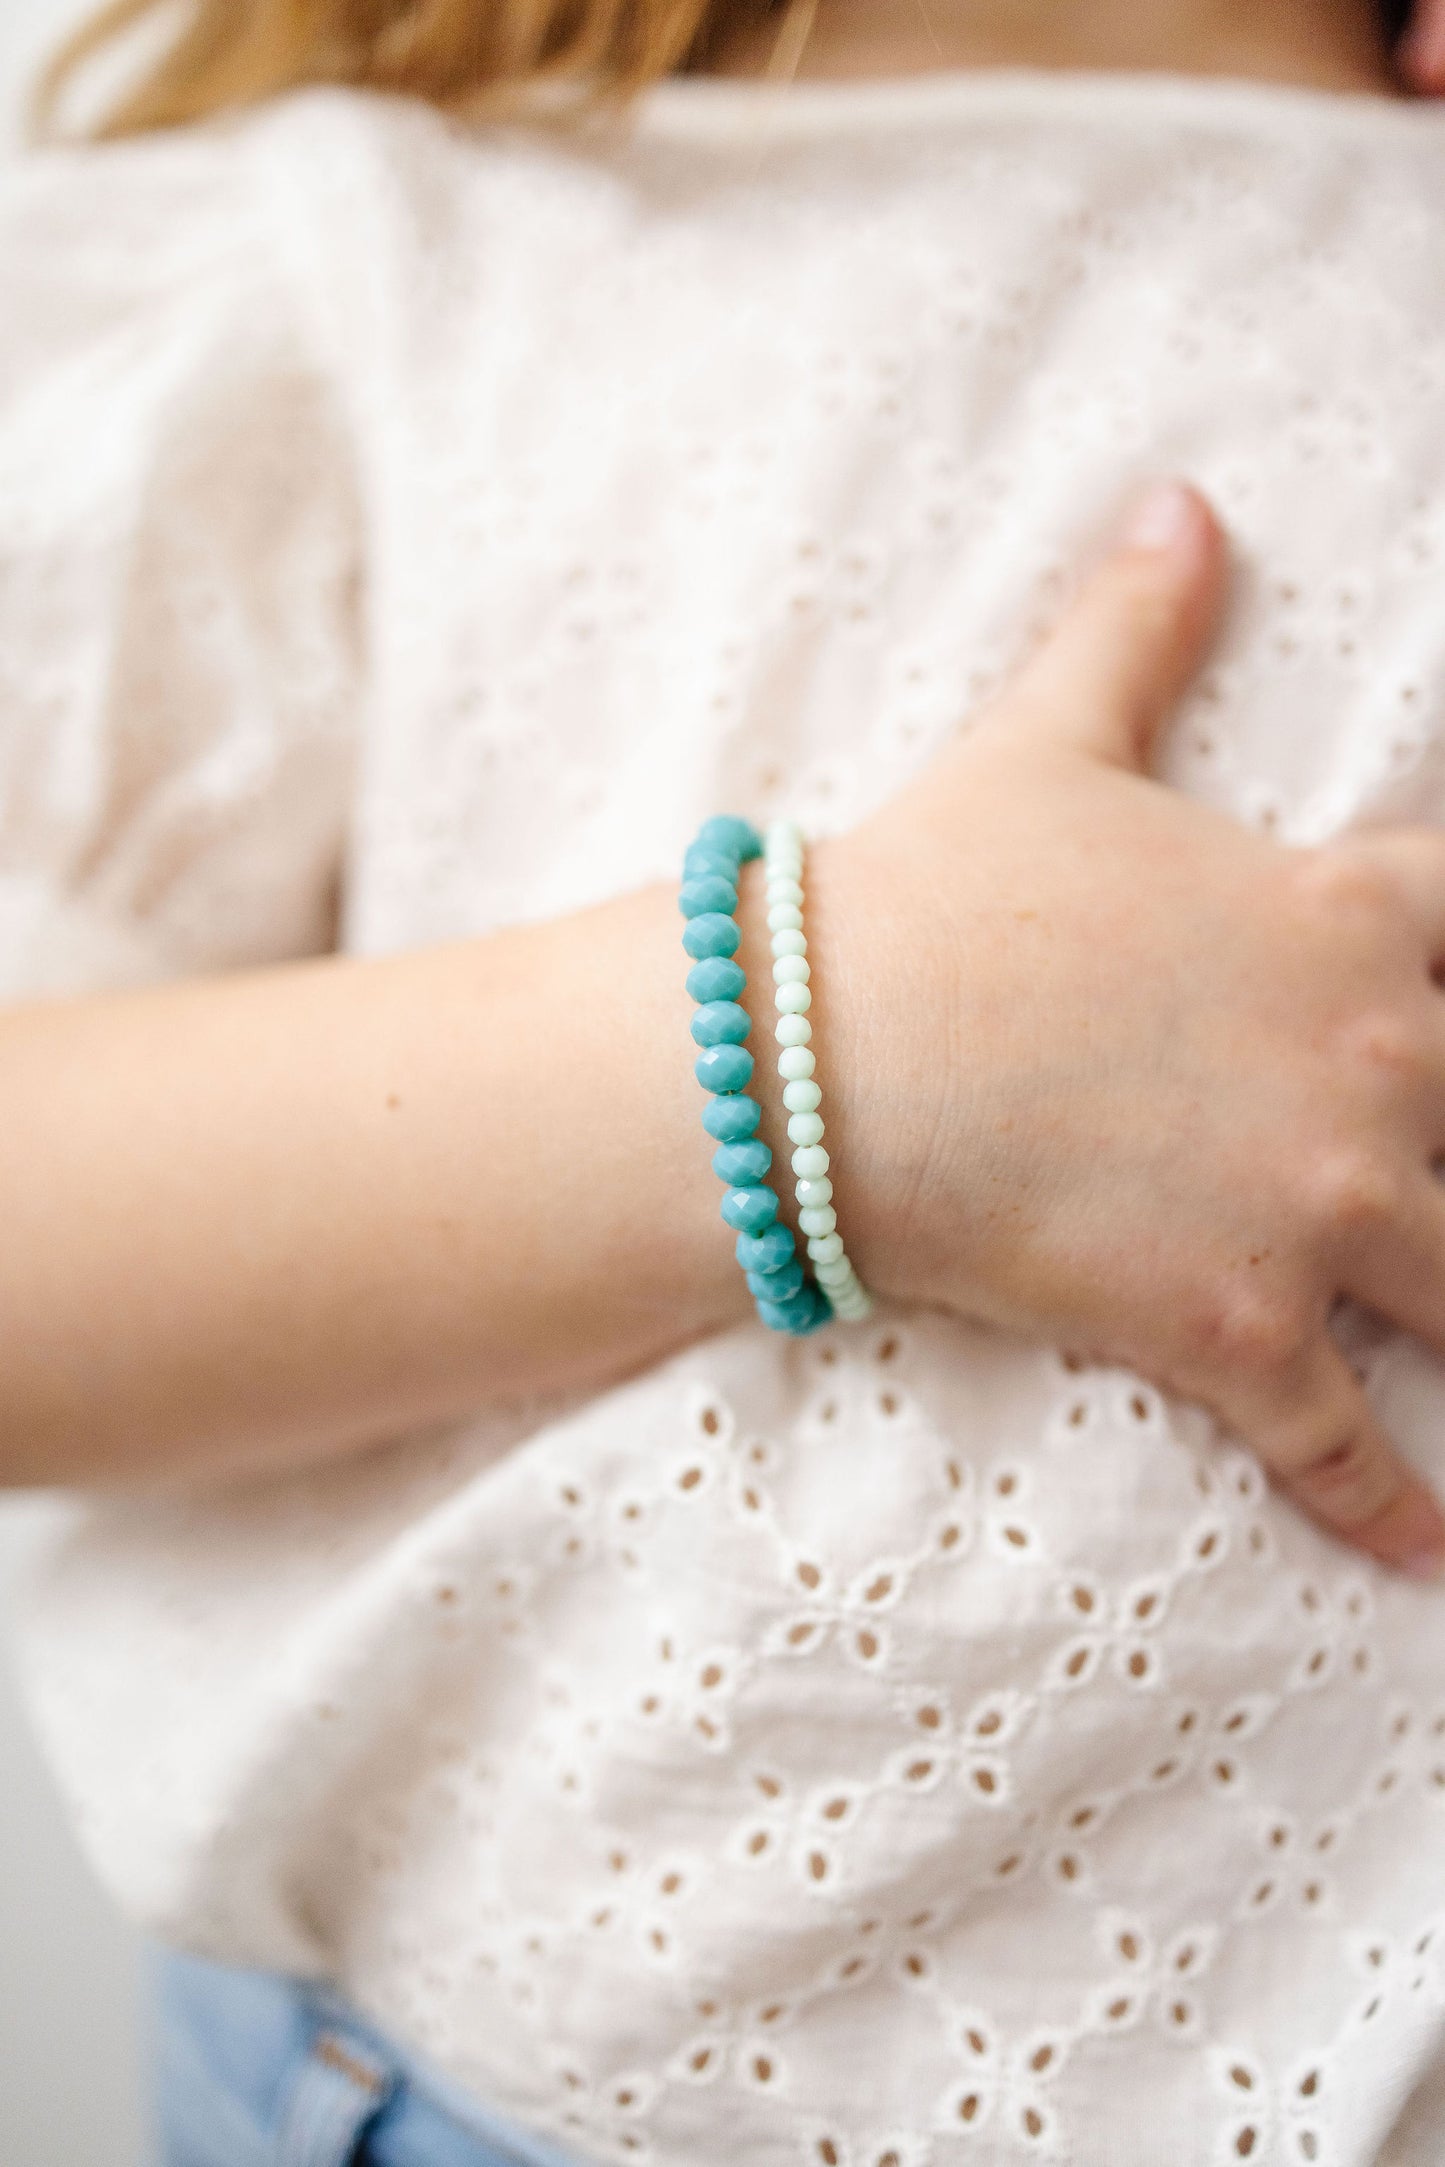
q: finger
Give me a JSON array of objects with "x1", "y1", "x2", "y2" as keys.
[
  {"x1": 1336, "y1": 825, "x2": 1445, "y2": 961},
  {"x1": 1211, "y1": 1326, "x2": 1445, "y2": 1576},
  {"x1": 997, "y1": 480, "x2": 1228, "y2": 774},
  {"x1": 1338, "y1": 1165, "x2": 1445, "y2": 1362},
  {"x1": 1399, "y1": 0, "x2": 1445, "y2": 90}
]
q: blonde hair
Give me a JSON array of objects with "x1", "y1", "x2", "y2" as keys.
[{"x1": 37, "y1": 0, "x2": 815, "y2": 139}]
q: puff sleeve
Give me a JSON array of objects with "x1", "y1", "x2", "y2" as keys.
[{"x1": 0, "y1": 124, "x2": 361, "y2": 1000}]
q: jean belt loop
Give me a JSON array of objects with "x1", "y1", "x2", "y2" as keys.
[{"x1": 276, "y1": 2025, "x2": 400, "y2": 2167}]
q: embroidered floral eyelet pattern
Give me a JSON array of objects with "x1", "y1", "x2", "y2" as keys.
[{"x1": 14, "y1": 76, "x2": 1445, "y2": 2167}]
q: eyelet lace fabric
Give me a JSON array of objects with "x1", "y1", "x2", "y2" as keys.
[{"x1": 10, "y1": 68, "x2": 1445, "y2": 2167}]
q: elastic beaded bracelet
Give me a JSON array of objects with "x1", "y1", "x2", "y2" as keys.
[
  {"x1": 682, "y1": 816, "x2": 833, "y2": 1336},
  {"x1": 762, "y1": 819, "x2": 874, "y2": 1324}
]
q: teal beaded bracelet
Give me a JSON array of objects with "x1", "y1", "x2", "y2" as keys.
[{"x1": 682, "y1": 816, "x2": 832, "y2": 1336}]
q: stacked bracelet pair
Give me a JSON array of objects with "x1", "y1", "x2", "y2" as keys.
[{"x1": 682, "y1": 814, "x2": 872, "y2": 1335}]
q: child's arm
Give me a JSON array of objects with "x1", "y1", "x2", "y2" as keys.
[
  {"x1": 6, "y1": 485, "x2": 1445, "y2": 1580},
  {"x1": 0, "y1": 882, "x2": 754, "y2": 1486}
]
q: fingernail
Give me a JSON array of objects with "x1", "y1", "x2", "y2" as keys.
[
  {"x1": 1121, "y1": 481, "x2": 1197, "y2": 555},
  {"x1": 1401, "y1": 1543, "x2": 1445, "y2": 1582}
]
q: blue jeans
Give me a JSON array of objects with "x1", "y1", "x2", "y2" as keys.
[{"x1": 156, "y1": 1950, "x2": 585, "y2": 2167}]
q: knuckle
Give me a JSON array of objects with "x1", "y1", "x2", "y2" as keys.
[
  {"x1": 1284, "y1": 1428, "x2": 1399, "y2": 1526},
  {"x1": 1182, "y1": 1282, "x2": 1314, "y2": 1382},
  {"x1": 1305, "y1": 1147, "x2": 1402, "y2": 1240},
  {"x1": 1288, "y1": 844, "x2": 1401, "y2": 929},
  {"x1": 1333, "y1": 1008, "x2": 1430, "y2": 1094},
  {"x1": 1098, "y1": 554, "x2": 1186, "y2": 646}
]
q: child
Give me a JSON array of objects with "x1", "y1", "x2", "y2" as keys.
[{"x1": 7, "y1": 1, "x2": 1445, "y2": 2161}]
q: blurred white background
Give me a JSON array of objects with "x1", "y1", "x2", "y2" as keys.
[
  {"x1": 1, "y1": 7, "x2": 151, "y2": 2161},
  {"x1": 0, "y1": 0, "x2": 86, "y2": 151}
]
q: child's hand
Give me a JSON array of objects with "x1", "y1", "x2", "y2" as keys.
[{"x1": 814, "y1": 483, "x2": 1445, "y2": 1576}]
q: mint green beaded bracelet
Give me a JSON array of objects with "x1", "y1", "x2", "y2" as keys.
[
  {"x1": 682, "y1": 816, "x2": 832, "y2": 1337},
  {"x1": 761, "y1": 819, "x2": 873, "y2": 1324}
]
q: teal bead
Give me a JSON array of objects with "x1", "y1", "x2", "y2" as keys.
[
  {"x1": 712, "y1": 1138, "x2": 772, "y2": 1185},
  {"x1": 696, "y1": 815, "x2": 763, "y2": 863},
  {"x1": 746, "y1": 1257, "x2": 805, "y2": 1301},
  {"x1": 682, "y1": 913, "x2": 741, "y2": 961},
  {"x1": 695, "y1": 1043, "x2": 754, "y2": 1094},
  {"x1": 721, "y1": 1186, "x2": 780, "y2": 1235},
  {"x1": 683, "y1": 845, "x2": 738, "y2": 883},
  {"x1": 684, "y1": 815, "x2": 840, "y2": 1338},
  {"x1": 796, "y1": 1289, "x2": 835, "y2": 1334},
  {"x1": 758, "y1": 1288, "x2": 825, "y2": 1334},
  {"x1": 703, "y1": 1094, "x2": 762, "y2": 1142},
  {"x1": 679, "y1": 874, "x2": 739, "y2": 919},
  {"x1": 691, "y1": 1000, "x2": 751, "y2": 1049},
  {"x1": 736, "y1": 1223, "x2": 795, "y2": 1274},
  {"x1": 686, "y1": 956, "x2": 746, "y2": 1005}
]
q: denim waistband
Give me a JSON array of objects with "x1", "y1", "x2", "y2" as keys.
[{"x1": 156, "y1": 1949, "x2": 586, "y2": 2167}]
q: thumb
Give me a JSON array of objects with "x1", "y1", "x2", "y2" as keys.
[{"x1": 1000, "y1": 481, "x2": 1228, "y2": 773}]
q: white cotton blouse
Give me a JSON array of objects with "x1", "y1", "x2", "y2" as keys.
[{"x1": 10, "y1": 60, "x2": 1445, "y2": 2167}]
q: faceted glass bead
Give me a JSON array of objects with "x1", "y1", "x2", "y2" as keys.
[
  {"x1": 683, "y1": 844, "x2": 739, "y2": 883},
  {"x1": 695, "y1": 1043, "x2": 754, "y2": 1093},
  {"x1": 696, "y1": 814, "x2": 763, "y2": 862},
  {"x1": 745, "y1": 1258, "x2": 806, "y2": 1302},
  {"x1": 686, "y1": 956, "x2": 746, "y2": 1005},
  {"x1": 765, "y1": 819, "x2": 805, "y2": 856},
  {"x1": 702, "y1": 1095, "x2": 762, "y2": 1143},
  {"x1": 793, "y1": 1286, "x2": 835, "y2": 1334},
  {"x1": 712, "y1": 1139, "x2": 773, "y2": 1186},
  {"x1": 735, "y1": 1223, "x2": 796, "y2": 1274},
  {"x1": 683, "y1": 913, "x2": 742, "y2": 961},
  {"x1": 722, "y1": 1186, "x2": 780, "y2": 1235},
  {"x1": 757, "y1": 1297, "x2": 813, "y2": 1333},
  {"x1": 679, "y1": 874, "x2": 739, "y2": 919},
  {"x1": 690, "y1": 1000, "x2": 751, "y2": 1048}
]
